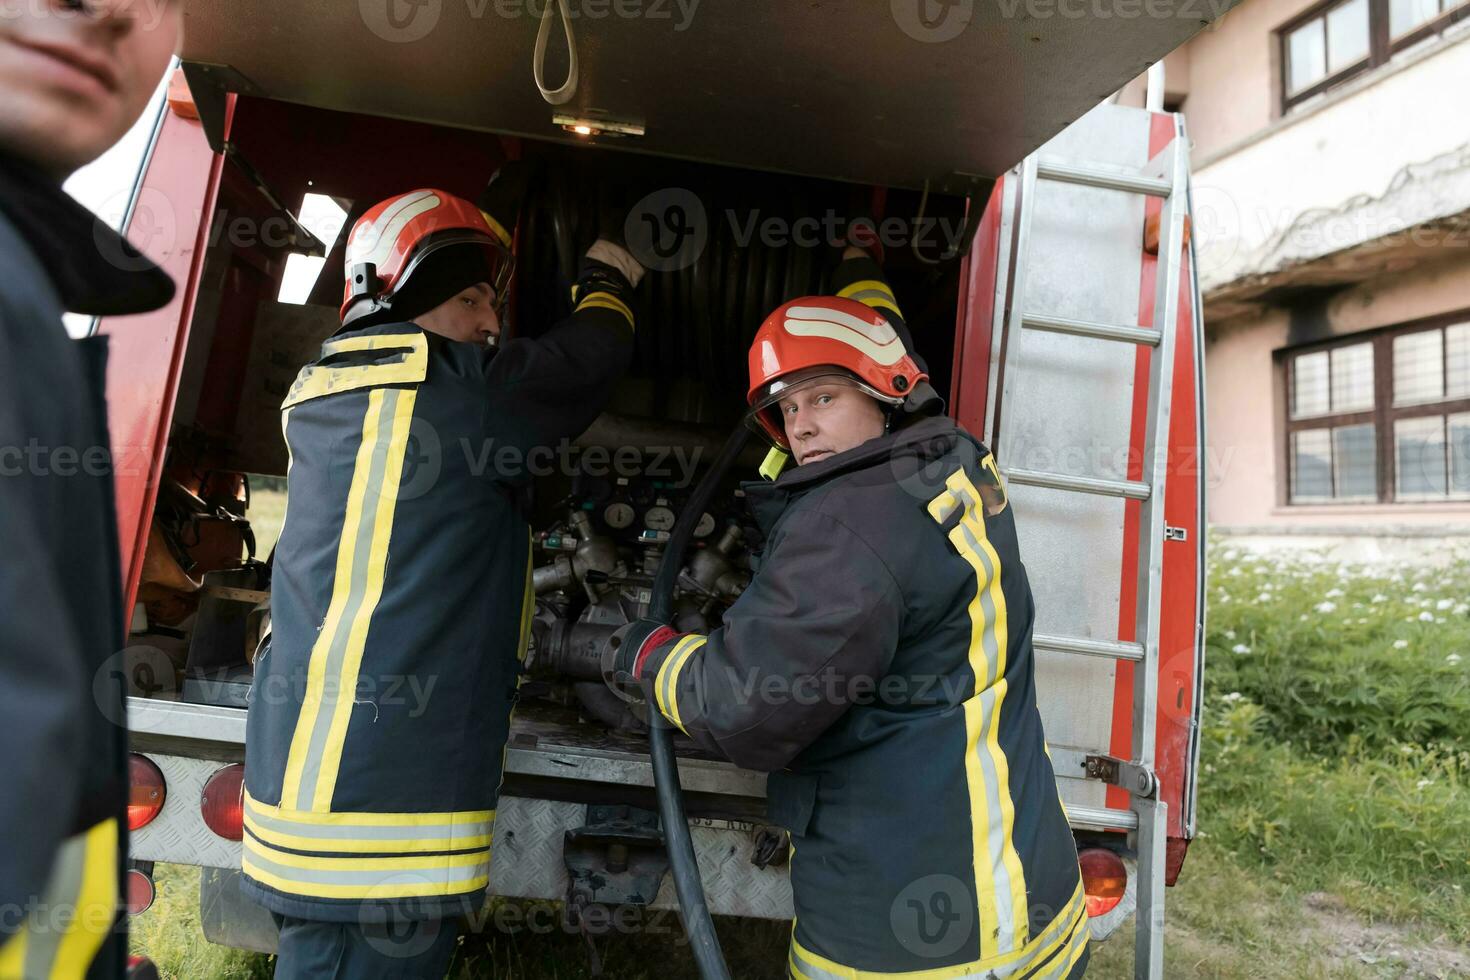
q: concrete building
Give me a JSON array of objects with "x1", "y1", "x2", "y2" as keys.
[{"x1": 1157, "y1": 0, "x2": 1470, "y2": 560}]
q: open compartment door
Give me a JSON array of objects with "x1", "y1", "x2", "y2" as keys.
[{"x1": 179, "y1": 0, "x2": 1238, "y2": 190}]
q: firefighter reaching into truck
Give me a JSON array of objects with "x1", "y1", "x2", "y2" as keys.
[
  {"x1": 0, "y1": 1, "x2": 181, "y2": 977},
  {"x1": 241, "y1": 172, "x2": 644, "y2": 978},
  {"x1": 605, "y1": 245, "x2": 1090, "y2": 978}
]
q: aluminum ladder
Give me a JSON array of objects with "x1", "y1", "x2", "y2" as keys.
[{"x1": 1000, "y1": 120, "x2": 1192, "y2": 980}]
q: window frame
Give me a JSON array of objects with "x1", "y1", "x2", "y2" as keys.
[
  {"x1": 1279, "y1": 310, "x2": 1470, "y2": 505},
  {"x1": 1277, "y1": 0, "x2": 1470, "y2": 112}
]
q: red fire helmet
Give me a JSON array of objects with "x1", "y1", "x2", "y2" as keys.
[
  {"x1": 339, "y1": 188, "x2": 513, "y2": 325},
  {"x1": 746, "y1": 296, "x2": 927, "y2": 448}
]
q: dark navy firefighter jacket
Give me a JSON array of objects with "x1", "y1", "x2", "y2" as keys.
[
  {"x1": 638, "y1": 267, "x2": 1090, "y2": 978},
  {"x1": 242, "y1": 267, "x2": 635, "y2": 921},
  {"x1": 0, "y1": 153, "x2": 174, "y2": 978}
]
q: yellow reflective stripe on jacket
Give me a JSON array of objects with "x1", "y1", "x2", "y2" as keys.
[
  {"x1": 789, "y1": 880, "x2": 1086, "y2": 979},
  {"x1": 243, "y1": 791, "x2": 494, "y2": 854},
  {"x1": 574, "y1": 290, "x2": 635, "y2": 329},
  {"x1": 280, "y1": 333, "x2": 428, "y2": 410},
  {"x1": 280, "y1": 386, "x2": 418, "y2": 811},
  {"x1": 654, "y1": 635, "x2": 707, "y2": 734},
  {"x1": 927, "y1": 467, "x2": 1030, "y2": 953},
  {"x1": 479, "y1": 208, "x2": 512, "y2": 248},
  {"x1": 759, "y1": 447, "x2": 789, "y2": 481},
  {"x1": 836, "y1": 278, "x2": 902, "y2": 319},
  {"x1": 243, "y1": 832, "x2": 490, "y2": 902},
  {"x1": 0, "y1": 818, "x2": 118, "y2": 980}
]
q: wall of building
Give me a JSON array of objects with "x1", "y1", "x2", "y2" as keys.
[
  {"x1": 1178, "y1": 0, "x2": 1316, "y2": 159},
  {"x1": 1205, "y1": 250, "x2": 1470, "y2": 531},
  {"x1": 1189, "y1": 29, "x2": 1470, "y2": 293}
]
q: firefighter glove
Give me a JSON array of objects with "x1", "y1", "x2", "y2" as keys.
[{"x1": 602, "y1": 618, "x2": 680, "y2": 702}]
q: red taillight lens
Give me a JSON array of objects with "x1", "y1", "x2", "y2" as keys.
[
  {"x1": 125, "y1": 868, "x2": 155, "y2": 915},
  {"x1": 126, "y1": 953, "x2": 161, "y2": 980},
  {"x1": 200, "y1": 764, "x2": 245, "y2": 840},
  {"x1": 128, "y1": 755, "x2": 166, "y2": 830},
  {"x1": 1079, "y1": 848, "x2": 1127, "y2": 917}
]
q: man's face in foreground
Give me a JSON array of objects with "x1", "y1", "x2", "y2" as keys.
[
  {"x1": 414, "y1": 283, "x2": 503, "y2": 346},
  {"x1": 779, "y1": 381, "x2": 887, "y2": 466},
  {"x1": 0, "y1": 0, "x2": 181, "y2": 178}
]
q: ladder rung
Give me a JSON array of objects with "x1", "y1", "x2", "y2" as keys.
[
  {"x1": 1005, "y1": 467, "x2": 1151, "y2": 501},
  {"x1": 1036, "y1": 159, "x2": 1172, "y2": 197},
  {"x1": 1065, "y1": 804, "x2": 1139, "y2": 832},
  {"x1": 1034, "y1": 633, "x2": 1145, "y2": 662},
  {"x1": 1023, "y1": 312, "x2": 1161, "y2": 347}
]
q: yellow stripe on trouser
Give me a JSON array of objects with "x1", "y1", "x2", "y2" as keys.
[
  {"x1": 0, "y1": 819, "x2": 118, "y2": 980},
  {"x1": 788, "y1": 880, "x2": 1087, "y2": 979},
  {"x1": 927, "y1": 468, "x2": 1030, "y2": 954},
  {"x1": 653, "y1": 635, "x2": 706, "y2": 734},
  {"x1": 836, "y1": 279, "x2": 902, "y2": 319},
  {"x1": 279, "y1": 387, "x2": 417, "y2": 812}
]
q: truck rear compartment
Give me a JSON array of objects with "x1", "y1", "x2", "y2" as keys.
[{"x1": 124, "y1": 93, "x2": 968, "y2": 868}]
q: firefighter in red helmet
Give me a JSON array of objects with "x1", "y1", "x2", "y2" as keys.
[
  {"x1": 244, "y1": 169, "x2": 644, "y2": 979},
  {"x1": 607, "y1": 247, "x2": 1090, "y2": 979}
]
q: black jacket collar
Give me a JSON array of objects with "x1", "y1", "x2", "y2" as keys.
[
  {"x1": 742, "y1": 415, "x2": 963, "y2": 533},
  {"x1": 0, "y1": 151, "x2": 174, "y2": 316}
]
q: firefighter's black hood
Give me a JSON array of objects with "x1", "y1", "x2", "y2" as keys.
[{"x1": 0, "y1": 151, "x2": 174, "y2": 316}]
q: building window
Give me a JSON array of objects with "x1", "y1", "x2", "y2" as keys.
[
  {"x1": 1279, "y1": 0, "x2": 1470, "y2": 111},
  {"x1": 1283, "y1": 318, "x2": 1470, "y2": 504}
]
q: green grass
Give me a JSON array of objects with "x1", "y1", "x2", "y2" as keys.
[
  {"x1": 1202, "y1": 549, "x2": 1470, "y2": 941},
  {"x1": 130, "y1": 544, "x2": 1470, "y2": 977}
]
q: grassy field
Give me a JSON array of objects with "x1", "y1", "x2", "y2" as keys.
[{"x1": 131, "y1": 545, "x2": 1470, "y2": 978}]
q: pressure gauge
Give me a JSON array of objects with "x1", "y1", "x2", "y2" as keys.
[
  {"x1": 693, "y1": 512, "x2": 717, "y2": 538},
  {"x1": 603, "y1": 502, "x2": 635, "y2": 530},
  {"x1": 644, "y1": 505, "x2": 676, "y2": 532}
]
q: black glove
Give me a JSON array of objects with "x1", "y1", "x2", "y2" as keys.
[
  {"x1": 475, "y1": 160, "x2": 534, "y2": 246},
  {"x1": 601, "y1": 619, "x2": 681, "y2": 703}
]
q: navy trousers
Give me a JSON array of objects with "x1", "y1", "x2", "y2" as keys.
[{"x1": 271, "y1": 913, "x2": 459, "y2": 979}]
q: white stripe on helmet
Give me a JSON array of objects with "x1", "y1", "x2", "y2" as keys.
[
  {"x1": 783, "y1": 305, "x2": 906, "y2": 366},
  {"x1": 345, "y1": 190, "x2": 441, "y2": 272}
]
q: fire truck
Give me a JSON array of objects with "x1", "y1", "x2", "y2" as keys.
[{"x1": 103, "y1": 4, "x2": 1219, "y2": 977}]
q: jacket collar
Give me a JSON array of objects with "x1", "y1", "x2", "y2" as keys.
[
  {"x1": 0, "y1": 151, "x2": 174, "y2": 316},
  {"x1": 742, "y1": 415, "x2": 962, "y2": 533}
]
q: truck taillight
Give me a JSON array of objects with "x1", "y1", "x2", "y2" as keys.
[
  {"x1": 128, "y1": 755, "x2": 166, "y2": 830},
  {"x1": 1079, "y1": 848, "x2": 1127, "y2": 917},
  {"x1": 125, "y1": 867, "x2": 155, "y2": 915},
  {"x1": 200, "y1": 764, "x2": 245, "y2": 840}
]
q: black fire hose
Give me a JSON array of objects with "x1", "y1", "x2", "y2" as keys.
[{"x1": 644, "y1": 424, "x2": 751, "y2": 980}]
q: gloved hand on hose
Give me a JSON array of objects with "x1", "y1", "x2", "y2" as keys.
[{"x1": 601, "y1": 618, "x2": 682, "y2": 702}]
